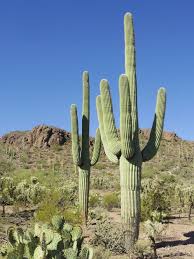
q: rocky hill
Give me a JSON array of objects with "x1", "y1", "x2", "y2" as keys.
[
  {"x1": 0, "y1": 125, "x2": 194, "y2": 184},
  {"x1": 1, "y1": 124, "x2": 182, "y2": 148}
]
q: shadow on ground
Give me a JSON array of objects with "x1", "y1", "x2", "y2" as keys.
[{"x1": 156, "y1": 231, "x2": 194, "y2": 249}]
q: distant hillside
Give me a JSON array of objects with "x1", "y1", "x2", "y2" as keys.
[{"x1": 0, "y1": 125, "x2": 194, "y2": 184}]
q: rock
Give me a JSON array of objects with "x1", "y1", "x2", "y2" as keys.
[
  {"x1": 139, "y1": 129, "x2": 181, "y2": 142},
  {"x1": 2, "y1": 125, "x2": 71, "y2": 148},
  {"x1": 1, "y1": 125, "x2": 182, "y2": 150}
]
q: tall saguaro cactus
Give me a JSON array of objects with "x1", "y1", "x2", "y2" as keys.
[
  {"x1": 71, "y1": 71, "x2": 101, "y2": 223},
  {"x1": 96, "y1": 13, "x2": 166, "y2": 246}
]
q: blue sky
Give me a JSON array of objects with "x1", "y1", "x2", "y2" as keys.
[{"x1": 0, "y1": 1, "x2": 194, "y2": 140}]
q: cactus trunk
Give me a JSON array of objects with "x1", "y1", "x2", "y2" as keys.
[
  {"x1": 79, "y1": 168, "x2": 90, "y2": 223},
  {"x1": 120, "y1": 155, "x2": 141, "y2": 246},
  {"x1": 96, "y1": 12, "x2": 166, "y2": 250},
  {"x1": 71, "y1": 72, "x2": 101, "y2": 223}
]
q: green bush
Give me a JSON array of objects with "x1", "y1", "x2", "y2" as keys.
[
  {"x1": 89, "y1": 193, "x2": 101, "y2": 208},
  {"x1": 102, "y1": 193, "x2": 119, "y2": 211},
  {"x1": 141, "y1": 177, "x2": 172, "y2": 221},
  {"x1": 93, "y1": 246, "x2": 111, "y2": 259},
  {"x1": 0, "y1": 160, "x2": 15, "y2": 176},
  {"x1": 92, "y1": 219, "x2": 126, "y2": 254},
  {"x1": 35, "y1": 189, "x2": 82, "y2": 225}
]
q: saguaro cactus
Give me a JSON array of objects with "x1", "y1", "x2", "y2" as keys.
[
  {"x1": 96, "y1": 13, "x2": 166, "y2": 246},
  {"x1": 71, "y1": 71, "x2": 101, "y2": 223}
]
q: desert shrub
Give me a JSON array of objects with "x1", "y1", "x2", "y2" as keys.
[
  {"x1": 129, "y1": 240, "x2": 152, "y2": 259},
  {"x1": 103, "y1": 193, "x2": 119, "y2": 211},
  {"x1": 63, "y1": 208, "x2": 83, "y2": 225},
  {"x1": 27, "y1": 177, "x2": 46, "y2": 205},
  {"x1": 93, "y1": 246, "x2": 111, "y2": 259},
  {"x1": 92, "y1": 218, "x2": 126, "y2": 254},
  {"x1": 93, "y1": 163, "x2": 106, "y2": 170},
  {"x1": 141, "y1": 177, "x2": 172, "y2": 221},
  {"x1": 15, "y1": 180, "x2": 29, "y2": 205},
  {"x1": 0, "y1": 160, "x2": 15, "y2": 176},
  {"x1": 0, "y1": 177, "x2": 15, "y2": 215},
  {"x1": 59, "y1": 182, "x2": 78, "y2": 206},
  {"x1": 89, "y1": 193, "x2": 101, "y2": 208},
  {"x1": 144, "y1": 217, "x2": 166, "y2": 259},
  {"x1": 14, "y1": 177, "x2": 46, "y2": 207},
  {"x1": 142, "y1": 166, "x2": 156, "y2": 179},
  {"x1": 89, "y1": 208, "x2": 107, "y2": 221},
  {"x1": 91, "y1": 176, "x2": 115, "y2": 190},
  {"x1": 35, "y1": 190, "x2": 61, "y2": 222},
  {"x1": 174, "y1": 184, "x2": 194, "y2": 219},
  {"x1": 35, "y1": 189, "x2": 82, "y2": 225}
]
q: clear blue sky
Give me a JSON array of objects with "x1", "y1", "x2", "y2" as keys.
[{"x1": 0, "y1": 1, "x2": 194, "y2": 140}]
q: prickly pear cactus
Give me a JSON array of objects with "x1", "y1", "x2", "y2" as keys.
[{"x1": 1, "y1": 215, "x2": 93, "y2": 259}]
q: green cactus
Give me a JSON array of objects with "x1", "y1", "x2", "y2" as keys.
[
  {"x1": 180, "y1": 185, "x2": 194, "y2": 220},
  {"x1": 0, "y1": 177, "x2": 15, "y2": 216},
  {"x1": 96, "y1": 12, "x2": 166, "y2": 246},
  {"x1": 51, "y1": 215, "x2": 65, "y2": 231},
  {"x1": 63, "y1": 247, "x2": 77, "y2": 259},
  {"x1": 70, "y1": 71, "x2": 101, "y2": 223},
  {"x1": 1, "y1": 215, "x2": 93, "y2": 259},
  {"x1": 80, "y1": 246, "x2": 93, "y2": 259},
  {"x1": 63, "y1": 223, "x2": 73, "y2": 233}
]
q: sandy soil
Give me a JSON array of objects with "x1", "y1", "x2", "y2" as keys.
[
  {"x1": 156, "y1": 215, "x2": 194, "y2": 258},
  {"x1": 0, "y1": 207, "x2": 193, "y2": 258}
]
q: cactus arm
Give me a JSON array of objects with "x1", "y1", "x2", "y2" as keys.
[
  {"x1": 96, "y1": 95, "x2": 119, "y2": 164},
  {"x1": 90, "y1": 128, "x2": 101, "y2": 166},
  {"x1": 141, "y1": 87, "x2": 166, "y2": 162},
  {"x1": 70, "y1": 104, "x2": 81, "y2": 165},
  {"x1": 119, "y1": 74, "x2": 134, "y2": 159},
  {"x1": 81, "y1": 71, "x2": 90, "y2": 167},
  {"x1": 100, "y1": 79, "x2": 121, "y2": 156},
  {"x1": 124, "y1": 13, "x2": 138, "y2": 141}
]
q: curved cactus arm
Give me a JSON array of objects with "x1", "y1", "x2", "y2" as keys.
[
  {"x1": 70, "y1": 104, "x2": 81, "y2": 166},
  {"x1": 119, "y1": 74, "x2": 134, "y2": 159},
  {"x1": 124, "y1": 13, "x2": 138, "y2": 140},
  {"x1": 96, "y1": 95, "x2": 119, "y2": 164},
  {"x1": 141, "y1": 87, "x2": 166, "y2": 162},
  {"x1": 81, "y1": 71, "x2": 90, "y2": 166},
  {"x1": 100, "y1": 79, "x2": 121, "y2": 156},
  {"x1": 90, "y1": 128, "x2": 101, "y2": 166}
]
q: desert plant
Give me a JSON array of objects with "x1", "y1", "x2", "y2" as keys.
[
  {"x1": 15, "y1": 179, "x2": 30, "y2": 206},
  {"x1": 89, "y1": 193, "x2": 101, "y2": 208},
  {"x1": 0, "y1": 160, "x2": 15, "y2": 176},
  {"x1": 141, "y1": 178, "x2": 171, "y2": 221},
  {"x1": 27, "y1": 177, "x2": 46, "y2": 205},
  {"x1": 144, "y1": 218, "x2": 166, "y2": 259},
  {"x1": 96, "y1": 12, "x2": 166, "y2": 247},
  {"x1": 14, "y1": 177, "x2": 46, "y2": 207},
  {"x1": 92, "y1": 218, "x2": 126, "y2": 254},
  {"x1": 102, "y1": 193, "x2": 119, "y2": 211},
  {"x1": 35, "y1": 189, "x2": 82, "y2": 225},
  {"x1": 93, "y1": 246, "x2": 111, "y2": 259},
  {"x1": 59, "y1": 182, "x2": 78, "y2": 207},
  {"x1": 0, "y1": 177, "x2": 15, "y2": 216},
  {"x1": 182, "y1": 186, "x2": 194, "y2": 220},
  {"x1": 0, "y1": 215, "x2": 93, "y2": 259},
  {"x1": 71, "y1": 71, "x2": 101, "y2": 223}
]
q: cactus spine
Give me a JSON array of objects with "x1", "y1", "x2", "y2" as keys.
[
  {"x1": 71, "y1": 71, "x2": 101, "y2": 223},
  {"x1": 96, "y1": 13, "x2": 166, "y2": 246}
]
